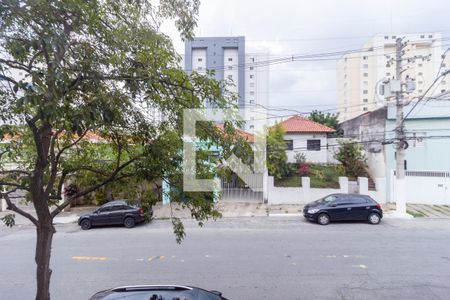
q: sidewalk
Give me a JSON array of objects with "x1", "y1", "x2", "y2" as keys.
[{"x1": 2, "y1": 202, "x2": 449, "y2": 227}]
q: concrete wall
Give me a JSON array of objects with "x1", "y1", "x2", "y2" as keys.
[
  {"x1": 385, "y1": 102, "x2": 450, "y2": 202},
  {"x1": 389, "y1": 170, "x2": 450, "y2": 205},
  {"x1": 340, "y1": 107, "x2": 387, "y2": 179},
  {"x1": 267, "y1": 176, "x2": 387, "y2": 205}
]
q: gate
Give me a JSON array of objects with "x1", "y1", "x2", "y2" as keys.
[{"x1": 220, "y1": 173, "x2": 264, "y2": 203}]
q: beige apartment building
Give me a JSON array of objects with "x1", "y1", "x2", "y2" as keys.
[{"x1": 337, "y1": 33, "x2": 450, "y2": 122}]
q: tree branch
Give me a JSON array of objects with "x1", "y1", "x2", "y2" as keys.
[
  {"x1": 1, "y1": 191, "x2": 38, "y2": 226},
  {"x1": 50, "y1": 156, "x2": 141, "y2": 218}
]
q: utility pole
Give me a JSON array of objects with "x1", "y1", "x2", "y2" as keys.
[{"x1": 394, "y1": 37, "x2": 407, "y2": 215}]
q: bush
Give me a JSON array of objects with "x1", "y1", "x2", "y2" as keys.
[
  {"x1": 296, "y1": 163, "x2": 310, "y2": 176},
  {"x1": 334, "y1": 140, "x2": 368, "y2": 179}
]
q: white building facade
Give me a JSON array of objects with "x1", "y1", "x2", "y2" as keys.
[{"x1": 337, "y1": 32, "x2": 449, "y2": 122}]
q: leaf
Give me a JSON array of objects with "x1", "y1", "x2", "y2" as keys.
[{"x1": 1, "y1": 214, "x2": 16, "y2": 228}]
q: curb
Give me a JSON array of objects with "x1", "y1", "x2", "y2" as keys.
[{"x1": 269, "y1": 213, "x2": 302, "y2": 217}]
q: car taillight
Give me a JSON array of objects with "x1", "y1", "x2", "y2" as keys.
[
  {"x1": 376, "y1": 203, "x2": 381, "y2": 209},
  {"x1": 139, "y1": 208, "x2": 144, "y2": 215}
]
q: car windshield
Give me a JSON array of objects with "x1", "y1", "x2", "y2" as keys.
[{"x1": 316, "y1": 195, "x2": 336, "y2": 204}]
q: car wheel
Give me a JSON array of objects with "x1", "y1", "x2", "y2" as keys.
[
  {"x1": 80, "y1": 219, "x2": 92, "y2": 230},
  {"x1": 368, "y1": 212, "x2": 381, "y2": 225},
  {"x1": 124, "y1": 217, "x2": 136, "y2": 228},
  {"x1": 317, "y1": 213, "x2": 330, "y2": 225}
]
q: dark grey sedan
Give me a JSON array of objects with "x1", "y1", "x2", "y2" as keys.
[
  {"x1": 303, "y1": 194, "x2": 383, "y2": 225},
  {"x1": 89, "y1": 285, "x2": 228, "y2": 300},
  {"x1": 78, "y1": 200, "x2": 148, "y2": 230}
]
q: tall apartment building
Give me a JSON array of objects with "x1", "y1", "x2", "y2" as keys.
[
  {"x1": 337, "y1": 33, "x2": 449, "y2": 122},
  {"x1": 184, "y1": 36, "x2": 269, "y2": 132}
]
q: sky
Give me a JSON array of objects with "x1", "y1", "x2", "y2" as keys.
[{"x1": 162, "y1": 0, "x2": 450, "y2": 115}]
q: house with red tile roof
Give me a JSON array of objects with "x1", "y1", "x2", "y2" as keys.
[{"x1": 276, "y1": 115, "x2": 336, "y2": 163}]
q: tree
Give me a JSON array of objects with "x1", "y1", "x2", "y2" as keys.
[
  {"x1": 308, "y1": 110, "x2": 342, "y2": 136},
  {"x1": 267, "y1": 124, "x2": 290, "y2": 179},
  {"x1": 334, "y1": 140, "x2": 367, "y2": 179},
  {"x1": 0, "y1": 1, "x2": 240, "y2": 299}
]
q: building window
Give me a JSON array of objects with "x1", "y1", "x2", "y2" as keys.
[
  {"x1": 418, "y1": 89, "x2": 423, "y2": 93},
  {"x1": 249, "y1": 125, "x2": 254, "y2": 129},
  {"x1": 198, "y1": 58, "x2": 203, "y2": 62},
  {"x1": 363, "y1": 107, "x2": 368, "y2": 111},
  {"x1": 441, "y1": 89, "x2": 446, "y2": 93},
  {"x1": 363, "y1": 56, "x2": 368, "y2": 60},
  {"x1": 249, "y1": 66, "x2": 254, "y2": 70},
  {"x1": 251, "y1": 58, "x2": 255, "y2": 62},
  {"x1": 228, "y1": 66, "x2": 232, "y2": 70},
  {"x1": 228, "y1": 58, "x2": 233, "y2": 62},
  {"x1": 418, "y1": 63, "x2": 423, "y2": 67},
  {"x1": 227, "y1": 75, "x2": 233, "y2": 80},
  {"x1": 384, "y1": 36, "x2": 389, "y2": 39},
  {"x1": 420, "y1": 35, "x2": 425, "y2": 38},
  {"x1": 197, "y1": 67, "x2": 202, "y2": 70},
  {"x1": 442, "y1": 81, "x2": 446, "y2": 85},
  {"x1": 250, "y1": 82, "x2": 255, "y2": 87},
  {"x1": 363, "y1": 64, "x2": 368, "y2": 68},
  {"x1": 392, "y1": 35, "x2": 396, "y2": 39},
  {"x1": 363, "y1": 73, "x2": 368, "y2": 77},
  {"x1": 249, "y1": 91, "x2": 255, "y2": 96},
  {"x1": 418, "y1": 72, "x2": 423, "y2": 76},
  {"x1": 249, "y1": 100, "x2": 254, "y2": 104},
  {"x1": 285, "y1": 140, "x2": 293, "y2": 151},
  {"x1": 307, "y1": 139, "x2": 321, "y2": 151},
  {"x1": 428, "y1": 34, "x2": 433, "y2": 38},
  {"x1": 363, "y1": 90, "x2": 368, "y2": 94},
  {"x1": 386, "y1": 72, "x2": 391, "y2": 76},
  {"x1": 250, "y1": 74, "x2": 254, "y2": 79},
  {"x1": 363, "y1": 98, "x2": 368, "y2": 103}
]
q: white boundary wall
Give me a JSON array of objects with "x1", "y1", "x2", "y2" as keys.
[
  {"x1": 267, "y1": 176, "x2": 387, "y2": 204},
  {"x1": 390, "y1": 170, "x2": 450, "y2": 205}
]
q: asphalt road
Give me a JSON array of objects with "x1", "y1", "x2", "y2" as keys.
[{"x1": 1, "y1": 217, "x2": 450, "y2": 300}]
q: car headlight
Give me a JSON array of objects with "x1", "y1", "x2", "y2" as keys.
[{"x1": 307, "y1": 208, "x2": 320, "y2": 214}]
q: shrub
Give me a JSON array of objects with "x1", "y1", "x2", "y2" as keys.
[{"x1": 297, "y1": 162, "x2": 311, "y2": 176}]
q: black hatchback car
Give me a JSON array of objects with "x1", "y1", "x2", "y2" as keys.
[
  {"x1": 89, "y1": 285, "x2": 228, "y2": 300},
  {"x1": 303, "y1": 194, "x2": 383, "y2": 225},
  {"x1": 78, "y1": 200, "x2": 148, "y2": 230}
]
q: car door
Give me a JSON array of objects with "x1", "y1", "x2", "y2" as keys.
[
  {"x1": 92, "y1": 206, "x2": 112, "y2": 225},
  {"x1": 348, "y1": 195, "x2": 371, "y2": 220},
  {"x1": 327, "y1": 196, "x2": 352, "y2": 221},
  {"x1": 109, "y1": 205, "x2": 127, "y2": 224}
]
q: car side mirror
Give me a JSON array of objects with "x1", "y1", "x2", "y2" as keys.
[{"x1": 330, "y1": 203, "x2": 338, "y2": 207}]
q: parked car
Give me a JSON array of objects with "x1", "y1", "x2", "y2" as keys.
[
  {"x1": 78, "y1": 200, "x2": 150, "y2": 230},
  {"x1": 303, "y1": 193, "x2": 383, "y2": 225},
  {"x1": 89, "y1": 285, "x2": 228, "y2": 300}
]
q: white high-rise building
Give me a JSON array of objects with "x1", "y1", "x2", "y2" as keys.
[
  {"x1": 185, "y1": 37, "x2": 269, "y2": 132},
  {"x1": 337, "y1": 33, "x2": 450, "y2": 122}
]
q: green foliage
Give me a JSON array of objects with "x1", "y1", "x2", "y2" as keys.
[
  {"x1": 275, "y1": 163, "x2": 341, "y2": 189},
  {"x1": 1, "y1": 214, "x2": 15, "y2": 227},
  {"x1": 0, "y1": 0, "x2": 240, "y2": 241},
  {"x1": 267, "y1": 124, "x2": 291, "y2": 179},
  {"x1": 334, "y1": 140, "x2": 368, "y2": 179},
  {"x1": 294, "y1": 152, "x2": 307, "y2": 164},
  {"x1": 308, "y1": 110, "x2": 343, "y2": 136}
]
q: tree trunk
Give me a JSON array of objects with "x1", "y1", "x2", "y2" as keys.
[{"x1": 35, "y1": 221, "x2": 55, "y2": 300}]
